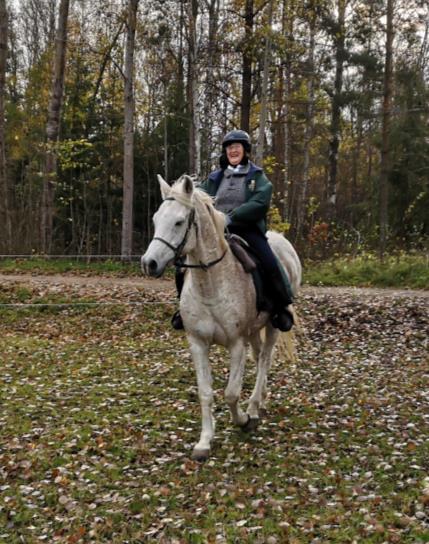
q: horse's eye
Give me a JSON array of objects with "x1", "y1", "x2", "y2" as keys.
[{"x1": 175, "y1": 220, "x2": 185, "y2": 227}]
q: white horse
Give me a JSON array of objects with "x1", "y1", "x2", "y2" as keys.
[{"x1": 142, "y1": 175, "x2": 301, "y2": 461}]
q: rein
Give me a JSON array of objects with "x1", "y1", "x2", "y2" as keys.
[
  {"x1": 176, "y1": 250, "x2": 227, "y2": 271},
  {"x1": 153, "y1": 196, "x2": 227, "y2": 271}
]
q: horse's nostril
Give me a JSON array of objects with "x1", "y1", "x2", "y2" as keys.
[
  {"x1": 148, "y1": 259, "x2": 158, "y2": 273},
  {"x1": 141, "y1": 255, "x2": 161, "y2": 277}
]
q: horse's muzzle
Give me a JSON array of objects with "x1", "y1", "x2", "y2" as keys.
[{"x1": 141, "y1": 255, "x2": 164, "y2": 277}]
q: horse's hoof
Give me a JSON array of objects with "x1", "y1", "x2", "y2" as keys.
[
  {"x1": 241, "y1": 416, "x2": 260, "y2": 433},
  {"x1": 191, "y1": 448, "x2": 210, "y2": 462}
]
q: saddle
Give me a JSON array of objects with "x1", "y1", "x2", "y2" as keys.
[{"x1": 226, "y1": 234, "x2": 272, "y2": 313}]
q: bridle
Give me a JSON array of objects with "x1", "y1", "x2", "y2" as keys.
[{"x1": 153, "y1": 196, "x2": 227, "y2": 271}]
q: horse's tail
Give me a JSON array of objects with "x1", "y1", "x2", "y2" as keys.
[{"x1": 275, "y1": 306, "x2": 302, "y2": 362}]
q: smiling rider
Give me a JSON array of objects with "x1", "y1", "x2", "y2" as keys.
[{"x1": 171, "y1": 129, "x2": 294, "y2": 332}]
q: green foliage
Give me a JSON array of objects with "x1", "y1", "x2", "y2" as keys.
[
  {"x1": 3, "y1": 0, "x2": 429, "y2": 257},
  {"x1": 304, "y1": 252, "x2": 429, "y2": 289},
  {"x1": 0, "y1": 258, "x2": 140, "y2": 276},
  {"x1": 57, "y1": 139, "x2": 94, "y2": 170},
  {"x1": 1, "y1": 252, "x2": 427, "y2": 290},
  {"x1": 388, "y1": 65, "x2": 429, "y2": 241},
  {"x1": 267, "y1": 206, "x2": 290, "y2": 234}
]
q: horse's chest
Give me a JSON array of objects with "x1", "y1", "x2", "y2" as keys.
[{"x1": 181, "y1": 291, "x2": 256, "y2": 344}]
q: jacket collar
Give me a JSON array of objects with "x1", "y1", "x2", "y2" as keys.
[{"x1": 208, "y1": 161, "x2": 262, "y2": 186}]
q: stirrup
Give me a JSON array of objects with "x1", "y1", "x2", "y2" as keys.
[
  {"x1": 171, "y1": 310, "x2": 184, "y2": 330},
  {"x1": 271, "y1": 308, "x2": 294, "y2": 332}
]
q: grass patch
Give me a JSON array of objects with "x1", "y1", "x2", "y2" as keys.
[
  {"x1": 0, "y1": 257, "x2": 176, "y2": 280},
  {"x1": 0, "y1": 257, "x2": 141, "y2": 276},
  {"x1": 304, "y1": 252, "x2": 429, "y2": 289},
  {"x1": 1, "y1": 253, "x2": 427, "y2": 289}
]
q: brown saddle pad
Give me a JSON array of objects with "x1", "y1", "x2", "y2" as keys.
[{"x1": 227, "y1": 234, "x2": 257, "y2": 273}]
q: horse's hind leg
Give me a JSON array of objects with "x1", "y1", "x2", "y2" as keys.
[
  {"x1": 188, "y1": 335, "x2": 215, "y2": 461},
  {"x1": 247, "y1": 325, "x2": 279, "y2": 424},
  {"x1": 225, "y1": 338, "x2": 248, "y2": 427},
  {"x1": 249, "y1": 332, "x2": 262, "y2": 364}
]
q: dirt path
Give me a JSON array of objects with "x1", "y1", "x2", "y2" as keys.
[
  {"x1": 1, "y1": 272, "x2": 428, "y2": 300},
  {"x1": 302, "y1": 285, "x2": 429, "y2": 300},
  {"x1": 0, "y1": 273, "x2": 172, "y2": 290}
]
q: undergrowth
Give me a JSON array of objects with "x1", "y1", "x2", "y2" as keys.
[
  {"x1": 0, "y1": 252, "x2": 427, "y2": 289},
  {"x1": 303, "y1": 253, "x2": 428, "y2": 289},
  {"x1": 0, "y1": 258, "x2": 141, "y2": 276}
]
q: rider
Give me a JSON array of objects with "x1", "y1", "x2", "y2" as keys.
[{"x1": 172, "y1": 129, "x2": 294, "y2": 332}]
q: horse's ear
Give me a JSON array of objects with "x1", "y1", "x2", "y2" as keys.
[
  {"x1": 182, "y1": 175, "x2": 194, "y2": 196},
  {"x1": 157, "y1": 174, "x2": 171, "y2": 200}
]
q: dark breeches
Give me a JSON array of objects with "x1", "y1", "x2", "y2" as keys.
[
  {"x1": 173, "y1": 224, "x2": 294, "y2": 332},
  {"x1": 228, "y1": 226, "x2": 278, "y2": 274},
  {"x1": 175, "y1": 226, "x2": 278, "y2": 291},
  {"x1": 175, "y1": 225, "x2": 292, "y2": 306}
]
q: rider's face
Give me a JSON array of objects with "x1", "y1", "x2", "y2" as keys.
[{"x1": 226, "y1": 143, "x2": 244, "y2": 166}]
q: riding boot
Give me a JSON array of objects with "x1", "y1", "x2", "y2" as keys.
[
  {"x1": 171, "y1": 310, "x2": 184, "y2": 330},
  {"x1": 171, "y1": 266, "x2": 185, "y2": 330},
  {"x1": 268, "y1": 268, "x2": 294, "y2": 332}
]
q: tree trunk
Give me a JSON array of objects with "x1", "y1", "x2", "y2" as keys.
[
  {"x1": 41, "y1": 0, "x2": 70, "y2": 253},
  {"x1": 121, "y1": 0, "x2": 139, "y2": 259},
  {"x1": 240, "y1": 0, "x2": 253, "y2": 133},
  {"x1": 326, "y1": 0, "x2": 346, "y2": 222},
  {"x1": 350, "y1": 112, "x2": 363, "y2": 227},
  {"x1": 296, "y1": 3, "x2": 316, "y2": 242},
  {"x1": 379, "y1": 0, "x2": 394, "y2": 259},
  {"x1": 0, "y1": 0, "x2": 11, "y2": 252},
  {"x1": 284, "y1": 2, "x2": 294, "y2": 222},
  {"x1": 201, "y1": 0, "x2": 220, "y2": 175},
  {"x1": 163, "y1": 90, "x2": 169, "y2": 181},
  {"x1": 255, "y1": 0, "x2": 273, "y2": 165},
  {"x1": 187, "y1": 0, "x2": 200, "y2": 176},
  {"x1": 272, "y1": 62, "x2": 285, "y2": 210},
  {"x1": 85, "y1": 21, "x2": 124, "y2": 138},
  {"x1": 417, "y1": 14, "x2": 428, "y2": 72}
]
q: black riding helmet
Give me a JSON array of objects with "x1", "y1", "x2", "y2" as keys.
[{"x1": 222, "y1": 130, "x2": 251, "y2": 152}]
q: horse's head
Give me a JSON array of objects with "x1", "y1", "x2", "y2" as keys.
[{"x1": 141, "y1": 175, "x2": 197, "y2": 277}]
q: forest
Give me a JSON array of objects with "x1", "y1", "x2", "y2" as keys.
[
  {"x1": 1, "y1": 4, "x2": 429, "y2": 541},
  {"x1": 0, "y1": 0, "x2": 428, "y2": 259}
]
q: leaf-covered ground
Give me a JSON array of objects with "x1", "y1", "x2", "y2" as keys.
[{"x1": 0, "y1": 278, "x2": 428, "y2": 543}]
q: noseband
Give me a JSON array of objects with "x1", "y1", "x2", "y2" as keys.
[{"x1": 153, "y1": 196, "x2": 226, "y2": 271}]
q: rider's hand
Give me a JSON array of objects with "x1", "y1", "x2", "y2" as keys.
[{"x1": 224, "y1": 214, "x2": 232, "y2": 228}]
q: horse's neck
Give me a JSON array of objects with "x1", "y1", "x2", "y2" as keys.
[{"x1": 186, "y1": 210, "x2": 236, "y2": 299}]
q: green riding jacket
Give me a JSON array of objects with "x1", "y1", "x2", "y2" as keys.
[
  {"x1": 198, "y1": 162, "x2": 293, "y2": 300},
  {"x1": 198, "y1": 161, "x2": 273, "y2": 235}
]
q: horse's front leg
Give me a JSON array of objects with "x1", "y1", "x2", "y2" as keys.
[
  {"x1": 188, "y1": 334, "x2": 215, "y2": 461},
  {"x1": 225, "y1": 338, "x2": 248, "y2": 427},
  {"x1": 247, "y1": 324, "x2": 279, "y2": 426}
]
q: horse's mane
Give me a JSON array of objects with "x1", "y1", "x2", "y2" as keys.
[{"x1": 171, "y1": 176, "x2": 228, "y2": 252}]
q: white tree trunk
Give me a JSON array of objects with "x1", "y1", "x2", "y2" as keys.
[
  {"x1": 379, "y1": 0, "x2": 394, "y2": 259},
  {"x1": 296, "y1": 5, "x2": 316, "y2": 241},
  {"x1": 326, "y1": 0, "x2": 346, "y2": 221},
  {"x1": 0, "y1": 0, "x2": 11, "y2": 252},
  {"x1": 121, "y1": 0, "x2": 139, "y2": 259},
  {"x1": 188, "y1": 0, "x2": 201, "y2": 176},
  {"x1": 255, "y1": 0, "x2": 273, "y2": 165},
  {"x1": 202, "y1": 0, "x2": 220, "y2": 175},
  {"x1": 41, "y1": 0, "x2": 70, "y2": 253}
]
